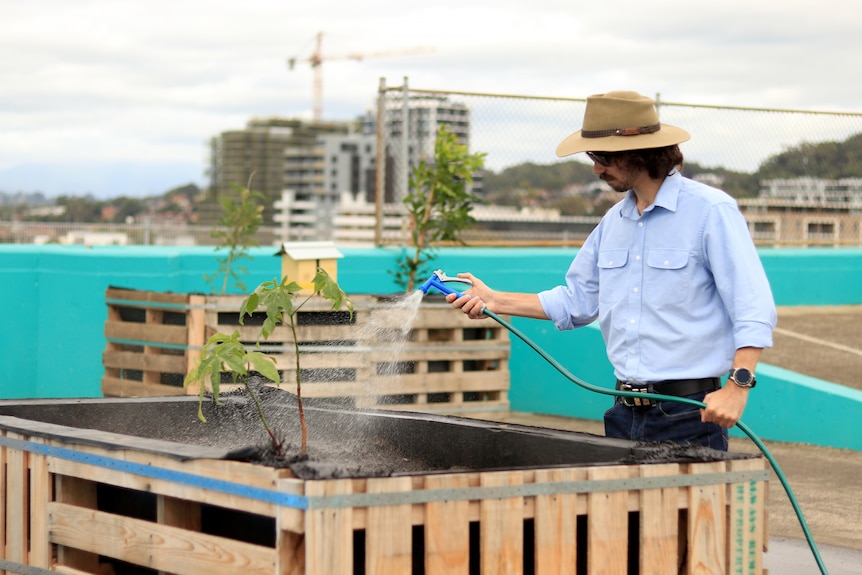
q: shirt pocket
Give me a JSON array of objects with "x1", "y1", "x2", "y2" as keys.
[
  {"x1": 597, "y1": 249, "x2": 629, "y2": 304},
  {"x1": 645, "y1": 249, "x2": 690, "y2": 306}
]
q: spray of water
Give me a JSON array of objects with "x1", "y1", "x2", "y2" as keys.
[{"x1": 245, "y1": 289, "x2": 429, "y2": 463}]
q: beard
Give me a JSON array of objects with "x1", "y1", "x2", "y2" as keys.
[{"x1": 601, "y1": 174, "x2": 632, "y2": 194}]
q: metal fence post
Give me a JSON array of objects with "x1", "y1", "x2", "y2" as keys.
[{"x1": 375, "y1": 77, "x2": 387, "y2": 246}]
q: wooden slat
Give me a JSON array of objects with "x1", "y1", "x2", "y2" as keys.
[
  {"x1": 534, "y1": 468, "x2": 581, "y2": 575},
  {"x1": 4, "y1": 434, "x2": 27, "y2": 566},
  {"x1": 28, "y1": 438, "x2": 52, "y2": 569},
  {"x1": 185, "y1": 294, "x2": 207, "y2": 395},
  {"x1": 157, "y1": 495, "x2": 202, "y2": 575},
  {"x1": 727, "y1": 458, "x2": 766, "y2": 575},
  {"x1": 424, "y1": 474, "x2": 470, "y2": 575},
  {"x1": 367, "y1": 348, "x2": 509, "y2": 364},
  {"x1": 103, "y1": 349, "x2": 187, "y2": 373},
  {"x1": 304, "y1": 480, "x2": 353, "y2": 575},
  {"x1": 587, "y1": 465, "x2": 629, "y2": 575},
  {"x1": 106, "y1": 287, "x2": 191, "y2": 306},
  {"x1": 686, "y1": 461, "x2": 727, "y2": 575},
  {"x1": 54, "y1": 474, "x2": 100, "y2": 573},
  {"x1": 366, "y1": 477, "x2": 413, "y2": 574},
  {"x1": 479, "y1": 471, "x2": 524, "y2": 574},
  {"x1": 101, "y1": 377, "x2": 186, "y2": 397},
  {"x1": 105, "y1": 320, "x2": 189, "y2": 346},
  {"x1": 49, "y1": 452, "x2": 284, "y2": 520},
  {"x1": 638, "y1": 463, "x2": 680, "y2": 573},
  {"x1": 48, "y1": 502, "x2": 276, "y2": 575}
]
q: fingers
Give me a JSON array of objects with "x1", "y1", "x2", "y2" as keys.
[
  {"x1": 700, "y1": 394, "x2": 741, "y2": 428},
  {"x1": 446, "y1": 292, "x2": 486, "y2": 319}
]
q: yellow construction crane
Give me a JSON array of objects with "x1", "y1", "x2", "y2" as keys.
[{"x1": 288, "y1": 31, "x2": 434, "y2": 121}]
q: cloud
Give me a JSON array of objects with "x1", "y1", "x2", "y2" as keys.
[{"x1": 2, "y1": 0, "x2": 861, "y2": 196}]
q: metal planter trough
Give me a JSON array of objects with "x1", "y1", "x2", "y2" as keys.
[{"x1": 0, "y1": 391, "x2": 767, "y2": 574}]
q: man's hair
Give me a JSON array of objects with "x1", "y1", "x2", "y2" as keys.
[{"x1": 617, "y1": 145, "x2": 684, "y2": 180}]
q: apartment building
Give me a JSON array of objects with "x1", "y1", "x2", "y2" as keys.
[
  {"x1": 207, "y1": 118, "x2": 350, "y2": 224},
  {"x1": 739, "y1": 177, "x2": 862, "y2": 246}
]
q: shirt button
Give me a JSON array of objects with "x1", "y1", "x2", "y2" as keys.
[
  {"x1": 633, "y1": 287, "x2": 639, "y2": 293},
  {"x1": 630, "y1": 319, "x2": 636, "y2": 324},
  {"x1": 629, "y1": 349, "x2": 637, "y2": 355},
  {"x1": 664, "y1": 260, "x2": 670, "y2": 265},
  {"x1": 638, "y1": 222, "x2": 644, "y2": 227},
  {"x1": 608, "y1": 260, "x2": 613, "y2": 266},
  {"x1": 635, "y1": 255, "x2": 641, "y2": 261}
]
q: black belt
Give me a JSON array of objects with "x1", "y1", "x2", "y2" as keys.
[{"x1": 615, "y1": 377, "x2": 721, "y2": 407}]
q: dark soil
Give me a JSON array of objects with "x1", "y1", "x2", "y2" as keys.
[{"x1": 0, "y1": 385, "x2": 750, "y2": 480}]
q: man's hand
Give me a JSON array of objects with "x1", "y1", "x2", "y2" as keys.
[
  {"x1": 701, "y1": 383, "x2": 749, "y2": 428},
  {"x1": 445, "y1": 273, "x2": 493, "y2": 319}
]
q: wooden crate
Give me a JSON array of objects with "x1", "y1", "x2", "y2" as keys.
[
  {"x1": 102, "y1": 288, "x2": 510, "y2": 412},
  {"x1": 0, "y1": 426, "x2": 767, "y2": 575}
]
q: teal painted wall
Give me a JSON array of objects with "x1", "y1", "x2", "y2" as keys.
[{"x1": 2, "y1": 245, "x2": 862, "y2": 450}]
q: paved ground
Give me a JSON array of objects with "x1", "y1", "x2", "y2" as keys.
[
  {"x1": 463, "y1": 305, "x2": 862, "y2": 574},
  {"x1": 761, "y1": 305, "x2": 862, "y2": 391}
]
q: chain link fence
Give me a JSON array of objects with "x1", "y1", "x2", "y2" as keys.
[
  {"x1": 375, "y1": 80, "x2": 862, "y2": 247},
  {"x1": 4, "y1": 83, "x2": 862, "y2": 247}
]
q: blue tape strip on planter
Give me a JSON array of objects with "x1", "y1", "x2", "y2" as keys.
[{"x1": 0, "y1": 435, "x2": 309, "y2": 510}]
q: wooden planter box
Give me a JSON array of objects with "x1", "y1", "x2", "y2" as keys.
[
  {"x1": 102, "y1": 287, "x2": 510, "y2": 412},
  {"x1": 0, "y1": 396, "x2": 767, "y2": 575}
]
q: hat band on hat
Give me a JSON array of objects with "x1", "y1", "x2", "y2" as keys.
[{"x1": 581, "y1": 123, "x2": 661, "y2": 138}]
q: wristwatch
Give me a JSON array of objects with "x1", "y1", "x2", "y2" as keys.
[{"x1": 728, "y1": 367, "x2": 757, "y2": 388}]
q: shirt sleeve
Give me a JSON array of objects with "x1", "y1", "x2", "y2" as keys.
[
  {"x1": 537, "y1": 226, "x2": 601, "y2": 331},
  {"x1": 703, "y1": 201, "x2": 777, "y2": 350}
]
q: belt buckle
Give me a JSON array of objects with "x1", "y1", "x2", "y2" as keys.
[{"x1": 621, "y1": 384, "x2": 657, "y2": 408}]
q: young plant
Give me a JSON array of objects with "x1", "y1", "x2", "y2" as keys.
[
  {"x1": 185, "y1": 268, "x2": 352, "y2": 456},
  {"x1": 184, "y1": 331, "x2": 283, "y2": 451},
  {"x1": 239, "y1": 268, "x2": 353, "y2": 454},
  {"x1": 205, "y1": 172, "x2": 264, "y2": 294},
  {"x1": 395, "y1": 124, "x2": 486, "y2": 291}
]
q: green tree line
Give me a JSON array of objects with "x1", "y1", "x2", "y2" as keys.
[{"x1": 6, "y1": 131, "x2": 862, "y2": 223}]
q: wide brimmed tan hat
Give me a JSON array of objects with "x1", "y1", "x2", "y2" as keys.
[{"x1": 556, "y1": 90, "x2": 690, "y2": 157}]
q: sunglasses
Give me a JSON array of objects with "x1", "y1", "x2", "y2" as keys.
[{"x1": 586, "y1": 151, "x2": 620, "y2": 167}]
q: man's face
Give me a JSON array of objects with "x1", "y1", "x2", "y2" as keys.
[{"x1": 587, "y1": 151, "x2": 635, "y2": 193}]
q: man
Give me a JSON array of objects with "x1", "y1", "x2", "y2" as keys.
[{"x1": 449, "y1": 90, "x2": 777, "y2": 451}]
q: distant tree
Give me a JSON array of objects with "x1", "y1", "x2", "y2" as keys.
[
  {"x1": 483, "y1": 160, "x2": 595, "y2": 205},
  {"x1": 754, "y1": 134, "x2": 862, "y2": 182},
  {"x1": 109, "y1": 196, "x2": 147, "y2": 223},
  {"x1": 55, "y1": 195, "x2": 103, "y2": 222}
]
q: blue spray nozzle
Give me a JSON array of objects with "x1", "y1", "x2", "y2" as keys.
[{"x1": 418, "y1": 270, "x2": 472, "y2": 298}]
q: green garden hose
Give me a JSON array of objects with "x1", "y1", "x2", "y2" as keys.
[{"x1": 481, "y1": 307, "x2": 830, "y2": 575}]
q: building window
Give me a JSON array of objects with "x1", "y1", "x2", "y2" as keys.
[
  {"x1": 806, "y1": 220, "x2": 837, "y2": 244},
  {"x1": 752, "y1": 221, "x2": 776, "y2": 236}
]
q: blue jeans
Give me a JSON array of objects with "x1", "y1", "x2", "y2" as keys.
[{"x1": 604, "y1": 390, "x2": 729, "y2": 451}]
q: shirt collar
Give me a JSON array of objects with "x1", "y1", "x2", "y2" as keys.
[{"x1": 620, "y1": 169, "x2": 681, "y2": 219}]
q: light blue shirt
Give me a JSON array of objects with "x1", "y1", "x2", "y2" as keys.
[{"x1": 538, "y1": 170, "x2": 777, "y2": 383}]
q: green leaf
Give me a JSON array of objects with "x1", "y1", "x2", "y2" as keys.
[{"x1": 248, "y1": 351, "x2": 280, "y2": 385}]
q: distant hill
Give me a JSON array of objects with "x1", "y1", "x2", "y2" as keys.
[{"x1": 0, "y1": 160, "x2": 203, "y2": 199}]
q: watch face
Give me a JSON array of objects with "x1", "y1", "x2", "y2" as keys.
[{"x1": 733, "y1": 368, "x2": 753, "y2": 386}]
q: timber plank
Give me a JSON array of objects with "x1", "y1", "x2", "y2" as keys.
[
  {"x1": 479, "y1": 471, "x2": 524, "y2": 574},
  {"x1": 534, "y1": 468, "x2": 581, "y2": 575},
  {"x1": 587, "y1": 465, "x2": 629, "y2": 575},
  {"x1": 424, "y1": 474, "x2": 470, "y2": 575},
  {"x1": 304, "y1": 480, "x2": 353, "y2": 575},
  {"x1": 727, "y1": 458, "x2": 766, "y2": 575},
  {"x1": 48, "y1": 502, "x2": 276, "y2": 575},
  {"x1": 639, "y1": 463, "x2": 681, "y2": 574},
  {"x1": 366, "y1": 477, "x2": 413, "y2": 574},
  {"x1": 686, "y1": 461, "x2": 727, "y2": 575}
]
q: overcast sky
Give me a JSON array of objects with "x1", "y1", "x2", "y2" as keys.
[{"x1": 1, "y1": 0, "x2": 858, "y2": 197}]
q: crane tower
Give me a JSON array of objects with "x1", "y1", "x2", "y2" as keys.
[{"x1": 288, "y1": 31, "x2": 433, "y2": 121}]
